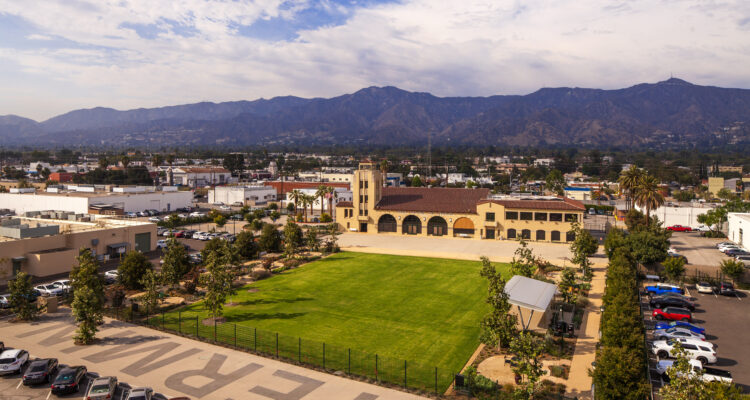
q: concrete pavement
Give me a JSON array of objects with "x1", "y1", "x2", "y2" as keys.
[{"x1": 0, "y1": 311, "x2": 427, "y2": 400}]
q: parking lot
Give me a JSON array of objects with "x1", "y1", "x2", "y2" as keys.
[
  {"x1": 642, "y1": 284, "x2": 750, "y2": 394},
  {"x1": 668, "y1": 231, "x2": 730, "y2": 267}
]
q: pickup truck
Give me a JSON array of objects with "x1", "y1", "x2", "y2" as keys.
[
  {"x1": 646, "y1": 283, "x2": 685, "y2": 296},
  {"x1": 656, "y1": 359, "x2": 732, "y2": 383}
]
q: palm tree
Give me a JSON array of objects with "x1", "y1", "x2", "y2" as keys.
[
  {"x1": 316, "y1": 185, "x2": 328, "y2": 216},
  {"x1": 121, "y1": 155, "x2": 130, "y2": 169},
  {"x1": 289, "y1": 189, "x2": 302, "y2": 216},
  {"x1": 619, "y1": 165, "x2": 644, "y2": 210},
  {"x1": 152, "y1": 154, "x2": 163, "y2": 167},
  {"x1": 306, "y1": 194, "x2": 315, "y2": 221},
  {"x1": 634, "y1": 174, "x2": 664, "y2": 225},
  {"x1": 326, "y1": 186, "x2": 338, "y2": 218},
  {"x1": 298, "y1": 193, "x2": 309, "y2": 223},
  {"x1": 166, "y1": 154, "x2": 175, "y2": 167},
  {"x1": 380, "y1": 159, "x2": 388, "y2": 174},
  {"x1": 98, "y1": 156, "x2": 109, "y2": 170}
]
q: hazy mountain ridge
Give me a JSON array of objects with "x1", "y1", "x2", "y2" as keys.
[{"x1": 2, "y1": 78, "x2": 750, "y2": 148}]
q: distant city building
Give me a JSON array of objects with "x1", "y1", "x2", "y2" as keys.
[
  {"x1": 564, "y1": 187, "x2": 592, "y2": 201},
  {"x1": 171, "y1": 167, "x2": 232, "y2": 187},
  {"x1": 533, "y1": 158, "x2": 555, "y2": 167},
  {"x1": 208, "y1": 186, "x2": 276, "y2": 206},
  {"x1": 267, "y1": 161, "x2": 278, "y2": 177},
  {"x1": 717, "y1": 165, "x2": 743, "y2": 174}
]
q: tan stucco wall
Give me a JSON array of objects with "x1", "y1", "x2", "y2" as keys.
[{"x1": 0, "y1": 222, "x2": 156, "y2": 283}]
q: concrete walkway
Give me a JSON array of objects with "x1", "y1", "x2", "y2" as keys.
[
  {"x1": 564, "y1": 264, "x2": 606, "y2": 399},
  {"x1": 338, "y1": 233, "x2": 604, "y2": 264},
  {"x1": 0, "y1": 311, "x2": 426, "y2": 400}
]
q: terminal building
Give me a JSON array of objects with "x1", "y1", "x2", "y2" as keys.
[
  {"x1": 336, "y1": 161, "x2": 585, "y2": 243},
  {"x1": 0, "y1": 215, "x2": 156, "y2": 284},
  {"x1": 0, "y1": 185, "x2": 193, "y2": 215}
]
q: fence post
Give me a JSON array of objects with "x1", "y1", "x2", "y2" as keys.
[
  {"x1": 178, "y1": 311, "x2": 181, "y2": 334},
  {"x1": 254, "y1": 328, "x2": 257, "y2": 352},
  {"x1": 375, "y1": 354, "x2": 378, "y2": 381},
  {"x1": 196, "y1": 316, "x2": 199, "y2": 338},
  {"x1": 298, "y1": 338, "x2": 301, "y2": 363},
  {"x1": 276, "y1": 333, "x2": 279, "y2": 358},
  {"x1": 214, "y1": 319, "x2": 217, "y2": 342},
  {"x1": 234, "y1": 324, "x2": 237, "y2": 347},
  {"x1": 348, "y1": 348, "x2": 351, "y2": 374},
  {"x1": 162, "y1": 312, "x2": 165, "y2": 329},
  {"x1": 435, "y1": 367, "x2": 438, "y2": 394},
  {"x1": 404, "y1": 360, "x2": 407, "y2": 388}
]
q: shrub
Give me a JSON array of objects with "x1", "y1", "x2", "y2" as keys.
[
  {"x1": 251, "y1": 268, "x2": 272, "y2": 280},
  {"x1": 271, "y1": 266, "x2": 286, "y2": 274},
  {"x1": 548, "y1": 364, "x2": 569, "y2": 379},
  {"x1": 184, "y1": 281, "x2": 197, "y2": 294}
]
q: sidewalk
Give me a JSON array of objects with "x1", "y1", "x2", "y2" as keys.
[{"x1": 564, "y1": 264, "x2": 606, "y2": 399}]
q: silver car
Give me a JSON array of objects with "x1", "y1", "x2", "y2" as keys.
[
  {"x1": 87, "y1": 376, "x2": 118, "y2": 400},
  {"x1": 126, "y1": 387, "x2": 153, "y2": 400}
]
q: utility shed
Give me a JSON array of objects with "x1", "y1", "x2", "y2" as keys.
[{"x1": 504, "y1": 275, "x2": 558, "y2": 332}]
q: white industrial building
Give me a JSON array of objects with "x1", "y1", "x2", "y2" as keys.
[
  {"x1": 208, "y1": 186, "x2": 277, "y2": 206},
  {"x1": 0, "y1": 185, "x2": 193, "y2": 215},
  {"x1": 171, "y1": 167, "x2": 233, "y2": 187},
  {"x1": 636, "y1": 203, "x2": 714, "y2": 229},
  {"x1": 728, "y1": 213, "x2": 750, "y2": 249},
  {"x1": 285, "y1": 187, "x2": 352, "y2": 213}
]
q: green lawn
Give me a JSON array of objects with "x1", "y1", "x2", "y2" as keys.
[{"x1": 161, "y1": 252, "x2": 509, "y2": 391}]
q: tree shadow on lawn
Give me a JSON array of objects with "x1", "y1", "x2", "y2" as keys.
[
  {"x1": 227, "y1": 311, "x2": 307, "y2": 322},
  {"x1": 237, "y1": 297, "x2": 314, "y2": 306}
]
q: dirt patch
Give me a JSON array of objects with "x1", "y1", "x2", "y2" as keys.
[
  {"x1": 247, "y1": 288, "x2": 259, "y2": 293},
  {"x1": 201, "y1": 316, "x2": 226, "y2": 326}
]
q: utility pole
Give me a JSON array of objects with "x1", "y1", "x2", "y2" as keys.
[{"x1": 427, "y1": 132, "x2": 432, "y2": 180}]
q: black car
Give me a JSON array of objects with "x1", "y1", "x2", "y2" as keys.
[
  {"x1": 719, "y1": 282, "x2": 736, "y2": 296},
  {"x1": 51, "y1": 365, "x2": 87, "y2": 395},
  {"x1": 650, "y1": 295, "x2": 695, "y2": 311},
  {"x1": 23, "y1": 358, "x2": 58, "y2": 385}
]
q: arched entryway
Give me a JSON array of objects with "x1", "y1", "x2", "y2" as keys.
[
  {"x1": 521, "y1": 229, "x2": 531, "y2": 240},
  {"x1": 378, "y1": 214, "x2": 397, "y2": 232},
  {"x1": 551, "y1": 230, "x2": 561, "y2": 242},
  {"x1": 453, "y1": 217, "x2": 475, "y2": 237},
  {"x1": 536, "y1": 230, "x2": 546, "y2": 241},
  {"x1": 402, "y1": 215, "x2": 421, "y2": 235},
  {"x1": 427, "y1": 216, "x2": 448, "y2": 236},
  {"x1": 507, "y1": 228, "x2": 517, "y2": 239}
]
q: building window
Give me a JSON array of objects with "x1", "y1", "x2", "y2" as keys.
[
  {"x1": 536, "y1": 230, "x2": 546, "y2": 241},
  {"x1": 551, "y1": 231, "x2": 560, "y2": 241},
  {"x1": 565, "y1": 213, "x2": 578, "y2": 222},
  {"x1": 566, "y1": 231, "x2": 576, "y2": 242},
  {"x1": 365, "y1": 195, "x2": 368, "y2": 203},
  {"x1": 505, "y1": 212, "x2": 518, "y2": 220},
  {"x1": 520, "y1": 212, "x2": 533, "y2": 221},
  {"x1": 549, "y1": 213, "x2": 563, "y2": 222},
  {"x1": 534, "y1": 212, "x2": 547, "y2": 221},
  {"x1": 486, "y1": 229, "x2": 495, "y2": 239},
  {"x1": 521, "y1": 229, "x2": 531, "y2": 239},
  {"x1": 359, "y1": 209, "x2": 363, "y2": 216},
  {"x1": 486, "y1": 212, "x2": 495, "y2": 222},
  {"x1": 365, "y1": 181, "x2": 369, "y2": 189},
  {"x1": 507, "y1": 229, "x2": 516, "y2": 239},
  {"x1": 365, "y1": 209, "x2": 368, "y2": 216},
  {"x1": 359, "y1": 195, "x2": 363, "y2": 203}
]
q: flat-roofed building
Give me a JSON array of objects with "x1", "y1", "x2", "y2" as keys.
[{"x1": 208, "y1": 186, "x2": 277, "y2": 206}]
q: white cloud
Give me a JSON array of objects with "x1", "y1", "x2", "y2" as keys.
[{"x1": 1, "y1": 0, "x2": 749, "y2": 121}]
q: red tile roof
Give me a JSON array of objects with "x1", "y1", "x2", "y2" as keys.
[
  {"x1": 479, "y1": 197, "x2": 585, "y2": 211},
  {"x1": 375, "y1": 187, "x2": 490, "y2": 214}
]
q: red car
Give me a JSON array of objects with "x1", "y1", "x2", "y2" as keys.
[
  {"x1": 173, "y1": 230, "x2": 185, "y2": 238},
  {"x1": 667, "y1": 225, "x2": 692, "y2": 232},
  {"x1": 653, "y1": 307, "x2": 692, "y2": 322}
]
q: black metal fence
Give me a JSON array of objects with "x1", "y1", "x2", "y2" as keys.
[{"x1": 105, "y1": 307, "x2": 456, "y2": 395}]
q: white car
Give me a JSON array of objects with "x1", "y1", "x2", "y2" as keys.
[
  {"x1": 652, "y1": 339, "x2": 717, "y2": 365},
  {"x1": 35, "y1": 284, "x2": 63, "y2": 297},
  {"x1": 695, "y1": 282, "x2": 715, "y2": 294},
  {"x1": 126, "y1": 387, "x2": 154, "y2": 400},
  {"x1": 0, "y1": 349, "x2": 29, "y2": 375},
  {"x1": 694, "y1": 224, "x2": 713, "y2": 232},
  {"x1": 656, "y1": 359, "x2": 732, "y2": 383},
  {"x1": 156, "y1": 239, "x2": 168, "y2": 249},
  {"x1": 718, "y1": 243, "x2": 742, "y2": 252},
  {"x1": 715, "y1": 241, "x2": 734, "y2": 248},
  {"x1": 104, "y1": 270, "x2": 119, "y2": 282},
  {"x1": 178, "y1": 213, "x2": 189, "y2": 219},
  {"x1": 653, "y1": 326, "x2": 706, "y2": 341},
  {"x1": 218, "y1": 205, "x2": 231, "y2": 211},
  {"x1": 148, "y1": 216, "x2": 161, "y2": 223},
  {"x1": 51, "y1": 280, "x2": 71, "y2": 293},
  {"x1": 0, "y1": 294, "x2": 10, "y2": 309},
  {"x1": 189, "y1": 212, "x2": 206, "y2": 218}
]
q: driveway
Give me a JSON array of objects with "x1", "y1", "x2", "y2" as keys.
[
  {"x1": 0, "y1": 311, "x2": 425, "y2": 400},
  {"x1": 338, "y1": 232, "x2": 600, "y2": 265}
]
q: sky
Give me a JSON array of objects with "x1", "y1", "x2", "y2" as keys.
[{"x1": 1, "y1": 0, "x2": 749, "y2": 121}]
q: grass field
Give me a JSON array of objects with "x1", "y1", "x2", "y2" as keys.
[{"x1": 159, "y1": 252, "x2": 510, "y2": 390}]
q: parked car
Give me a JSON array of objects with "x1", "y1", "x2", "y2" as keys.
[
  {"x1": 718, "y1": 244, "x2": 742, "y2": 253},
  {"x1": 174, "y1": 230, "x2": 185, "y2": 238},
  {"x1": 230, "y1": 214, "x2": 243, "y2": 220},
  {"x1": 87, "y1": 376, "x2": 118, "y2": 400},
  {"x1": 666, "y1": 253, "x2": 688, "y2": 263},
  {"x1": 694, "y1": 224, "x2": 713, "y2": 232},
  {"x1": 650, "y1": 295, "x2": 695, "y2": 311},
  {"x1": 35, "y1": 284, "x2": 63, "y2": 297},
  {"x1": 189, "y1": 212, "x2": 206, "y2": 218},
  {"x1": 51, "y1": 365, "x2": 87, "y2": 395},
  {"x1": 22, "y1": 358, "x2": 58, "y2": 385},
  {"x1": 104, "y1": 270, "x2": 119, "y2": 283},
  {"x1": 667, "y1": 225, "x2": 692, "y2": 232},
  {"x1": 734, "y1": 254, "x2": 750, "y2": 262},
  {"x1": 716, "y1": 241, "x2": 734, "y2": 248},
  {"x1": 192, "y1": 231, "x2": 203, "y2": 240},
  {"x1": 656, "y1": 359, "x2": 732, "y2": 383},
  {"x1": 653, "y1": 326, "x2": 705, "y2": 341},
  {"x1": 0, "y1": 295, "x2": 9, "y2": 309},
  {"x1": 148, "y1": 209, "x2": 159, "y2": 216},
  {"x1": 724, "y1": 249, "x2": 750, "y2": 257},
  {"x1": 189, "y1": 253, "x2": 202, "y2": 264},
  {"x1": 0, "y1": 349, "x2": 29, "y2": 375},
  {"x1": 218, "y1": 205, "x2": 231, "y2": 211},
  {"x1": 126, "y1": 387, "x2": 154, "y2": 400},
  {"x1": 718, "y1": 282, "x2": 736, "y2": 296},
  {"x1": 178, "y1": 213, "x2": 189, "y2": 219},
  {"x1": 653, "y1": 307, "x2": 692, "y2": 322},
  {"x1": 654, "y1": 321, "x2": 706, "y2": 335},
  {"x1": 156, "y1": 240, "x2": 168, "y2": 249},
  {"x1": 652, "y1": 338, "x2": 717, "y2": 365},
  {"x1": 695, "y1": 282, "x2": 715, "y2": 294},
  {"x1": 646, "y1": 283, "x2": 685, "y2": 296},
  {"x1": 148, "y1": 216, "x2": 161, "y2": 223}
]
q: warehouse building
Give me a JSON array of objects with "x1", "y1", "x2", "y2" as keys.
[{"x1": 208, "y1": 186, "x2": 277, "y2": 206}]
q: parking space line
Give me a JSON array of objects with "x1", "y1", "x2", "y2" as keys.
[
  {"x1": 15, "y1": 379, "x2": 22, "y2": 389},
  {"x1": 46, "y1": 390, "x2": 51, "y2": 400}
]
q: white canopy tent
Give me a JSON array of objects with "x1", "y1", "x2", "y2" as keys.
[{"x1": 504, "y1": 275, "x2": 558, "y2": 331}]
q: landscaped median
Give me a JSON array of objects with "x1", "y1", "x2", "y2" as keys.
[{"x1": 109, "y1": 252, "x2": 508, "y2": 395}]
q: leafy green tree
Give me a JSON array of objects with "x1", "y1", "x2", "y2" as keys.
[
  {"x1": 222, "y1": 154, "x2": 244, "y2": 176},
  {"x1": 603, "y1": 228, "x2": 629, "y2": 259},
  {"x1": 286, "y1": 203, "x2": 295, "y2": 213},
  {"x1": 306, "y1": 228, "x2": 320, "y2": 252},
  {"x1": 270, "y1": 210, "x2": 281, "y2": 221},
  {"x1": 590, "y1": 346, "x2": 650, "y2": 400},
  {"x1": 659, "y1": 342, "x2": 746, "y2": 400},
  {"x1": 213, "y1": 214, "x2": 227, "y2": 229},
  {"x1": 9, "y1": 272, "x2": 39, "y2": 320},
  {"x1": 161, "y1": 238, "x2": 191, "y2": 288},
  {"x1": 233, "y1": 230, "x2": 258, "y2": 260},
  {"x1": 509, "y1": 332, "x2": 546, "y2": 398},
  {"x1": 628, "y1": 229, "x2": 670, "y2": 265},
  {"x1": 558, "y1": 267, "x2": 577, "y2": 304},
  {"x1": 570, "y1": 223, "x2": 598, "y2": 279},
  {"x1": 324, "y1": 223, "x2": 340, "y2": 251},
  {"x1": 663, "y1": 255, "x2": 686, "y2": 283},
  {"x1": 509, "y1": 239, "x2": 537, "y2": 277},
  {"x1": 139, "y1": 270, "x2": 161, "y2": 313},
  {"x1": 411, "y1": 175, "x2": 423, "y2": 187},
  {"x1": 717, "y1": 188, "x2": 737, "y2": 201},
  {"x1": 478, "y1": 256, "x2": 518, "y2": 348},
  {"x1": 258, "y1": 223, "x2": 282, "y2": 252},
  {"x1": 283, "y1": 220, "x2": 303, "y2": 257},
  {"x1": 200, "y1": 242, "x2": 236, "y2": 318},
  {"x1": 545, "y1": 169, "x2": 565, "y2": 196},
  {"x1": 720, "y1": 259, "x2": 745, "y2": 283},
  {"x1": 117, "y1": 250, "x2": 153, "y2": 290},
  {"x1": 70, "y1": 249, "x2": 104, "y2": 344},
  {"x1": 320, "y1": 213, "x2": 332, "y2": 223}
]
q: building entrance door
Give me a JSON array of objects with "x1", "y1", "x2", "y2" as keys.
[{"x1": 360, "y1": 222, "x2": 368, "y2": 232}]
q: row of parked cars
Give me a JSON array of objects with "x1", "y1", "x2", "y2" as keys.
[
  {"x1": 715, "y1": 241, "x2": 750, "y2": 265},
  {"x1": 0, "y1": 342, "x2": 186, "y2": 399},
  {"x1": 644, "y1": 283, "x2": 733, "y2": 383},
  {"x1": 157, "y1": 228, "x2": 235, "y2": 243},
  {"x1": 0, "y1": 280, "x2": 71, "y2": 309}
]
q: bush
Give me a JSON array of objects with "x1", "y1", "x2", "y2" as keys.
[
  {"x1": 184, "y1": 281, "x2": 197, "y2": 294},
  {"x1": 702, "y1": 231, "x2": 726, "y2": 238},
  {"x1": 251, "y1": 268, "x2": 272, "y2": 280},
  {"x1": 548, "y1": 364, "x2": 569, "y2": 379},
  {"x1": 271, "y1": 266, "x2": 286, "y2": 274},
  {"x1": 320, "y1": 213, "x2": 332, "y2": 223}
]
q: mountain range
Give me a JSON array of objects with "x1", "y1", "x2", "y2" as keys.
[{"x1": 2, "y1": 78, "x2": 749, "y2": 148}]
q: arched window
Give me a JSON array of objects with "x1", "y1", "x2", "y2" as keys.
[
  {"x1": 566, "y1": 231, "x2": 576, "y2": 242},
  {"x1": 551, "y1": 230, "x2": 561, "y2": 242},
  {"x1": 377, "y1": 214, "x2": 397, "y2": 233},
  {"x1": 402, "y1": 215, "x2": 421, "y2": 235},
  {"x1": 521, "y1": 229, "x2": 531, "y2": 239},
  {"x1": 507, "y1": 229, "x2": 516, "y2": 239},
  {"x1": 453, "y1": 217, "x2": 475, "y2": 236},
  {"x1": 427, "y1": 216, "x2": 448, "y2": 236},
  {"x1": 536, "y1": 230, "x2": 546, "y2": 241}
]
